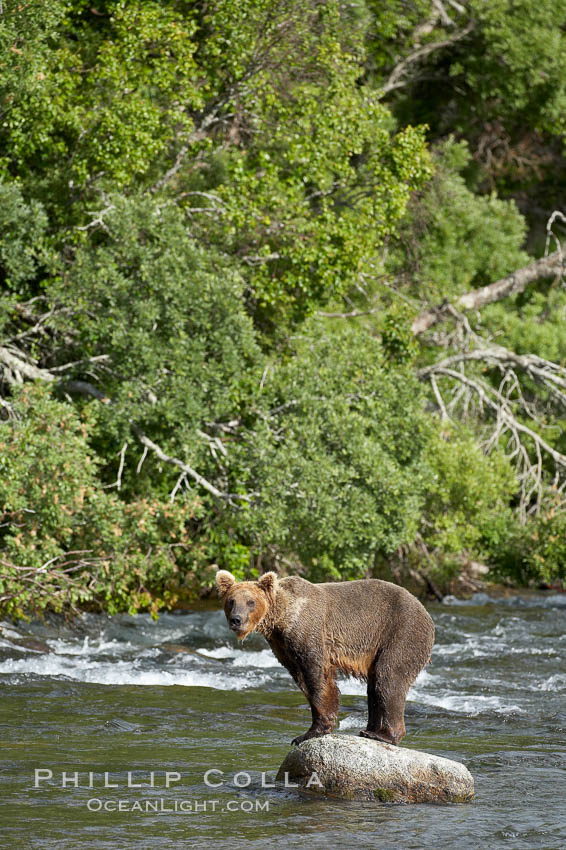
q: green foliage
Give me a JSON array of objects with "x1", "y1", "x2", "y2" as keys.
[
  {"x1": 463, "y1": 0, "x2": 566, "y2": 139},
  {"x1": 363, "y1": 0, "x2": 566, "y2": 140},
  {"x1": 483, "y1": 286, "x2": 566, "y2": 365},
  {"x1": 0, "y1": 0, "x2": 431, "y2": 330},
  {"x1": 388, "y1": 140, "x2": 528, "y2": 303},
  {"x1": 0, "y1": 384, "x2": 200, "y2": 617},
  {"x1": 362, "y1": 0, "x2": 566, "y2": 208},
  {"x1": 0, "y1": 2, "x2": 68, "y2": 127},
  {"x1": 184, "y1": 0, "x2": 431, "y2": 329},
  {"x1": 2, "y1": 0, "x2": 566, "y2": 617},
  {"x1": 50, "y1": 194, "x2": 264, "y2": 468},
  {"x1": 241, "y1": 322, "x2": 431, "y2": 580},
  {"x1": 489, "y1": 494, "x2": 566, "y2": 587},
  {"x1": 379, "y1": 302, "x2": 418, "y2": 364},
  {"x1": 0, "y1": 180, "x2": 49, "y2": 293},
  {"x1": 363, "y1": 0, "x2": 433, "y2": 79},
  {"x1": 1, "y1": 1, "x2": 202, "y2": 199},
  {"x1": 420, "y1": 424, "x2": 517, "y2": 557}
]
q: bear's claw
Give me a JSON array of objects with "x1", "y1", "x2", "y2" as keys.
[
  {"x1": 291, "y1": 729, "x2": 330, "y2": 746},
  {"x1": 359, "y1": 729, "x2": 398, "y2": 745}
]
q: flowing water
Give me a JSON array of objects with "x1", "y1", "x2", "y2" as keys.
[{"x1": 1, "y1": 592, "x2": 565, "y2": 849}]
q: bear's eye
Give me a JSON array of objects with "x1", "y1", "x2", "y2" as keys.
[
  {"x1": 247, "y1": 599, "x2": 255, "y2": 609},
  {"x1": 228, "y1": 598, "x2": 235, "y2": 609}
]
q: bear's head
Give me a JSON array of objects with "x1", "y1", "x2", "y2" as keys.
[{"x1": 215, "y1": 570, "x2": 278, "y2": 640}]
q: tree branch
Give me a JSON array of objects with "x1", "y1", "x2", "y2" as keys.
[
  {"x1": 0, "y1": 345, "x2": 112, "y2": 402},
  {"x1": 316, "y1": 308, "x2": 381, "y2": 319},
  {"x1": 0, "y1": 344, "x2": 247, "y2": 506},
  {"x1": 412, "y1": 248, "x2": 565, "y2": 335},
  {"x1": 0, "y1": 345, "x2": 56, "y2": 383},
  {"x1": 131, "y1": 427, "x2": 251, "y2": 505},
  {"x1": 149, "y1": 109, "x2": 223, "y2": 194},
  {"x1": 381, "y1": 21, "x2": 474, "y2": 96},
  {"x1": 420, "y1": 364, "x2": 566, "y2": 517},
  {"x1": 418, "y1": 345, "x2": 566, "y2": 401}
]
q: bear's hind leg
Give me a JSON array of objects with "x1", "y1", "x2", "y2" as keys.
[{"x1": 360, "y1": 653, "x2": 408, "y2": 746}]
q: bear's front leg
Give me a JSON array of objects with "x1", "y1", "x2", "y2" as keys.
[{"x1": 291, "y1": 664, "x2": 339, "y2": 746}]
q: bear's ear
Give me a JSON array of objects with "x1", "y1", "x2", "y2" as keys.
[
  {"x1": 257, "y1": 571, "x2": 278, "y2": 596},
  {"x1": 216, "y1": 570, "x2": 236, "y2": 598}
]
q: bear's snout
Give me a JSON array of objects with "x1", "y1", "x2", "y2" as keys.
[{"x1": 229, "y1": 614, "x2": 242, "y2": 631}]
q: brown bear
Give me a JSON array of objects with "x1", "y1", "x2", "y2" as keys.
[{"x1": 216, "y1": 570, "x2": 434, "y2": 746}]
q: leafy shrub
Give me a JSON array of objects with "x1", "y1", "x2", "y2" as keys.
[
  {"x1": 240, "y1": 321, "x2": 432, "y2": 580},
  {"x1": 489, "y1": 493, "x2": 566, "y2": 587},
  {"x1": 421, "y1": 424, "x2": 517, "y2": 558},
  {"x1": 388, "y1": 139, "x2": 528, "y2": 304},
  {"x1": 0, "y1": 384, "x2": 201, "y2": 617}
]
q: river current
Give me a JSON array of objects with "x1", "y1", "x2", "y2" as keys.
[{"x1": 1, "y1": 592, "x2": 565, "y2": 849}]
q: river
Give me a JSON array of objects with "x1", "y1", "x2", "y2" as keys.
[{"x1": 1, "y1": 592, "x2": 565, "y2": 849}]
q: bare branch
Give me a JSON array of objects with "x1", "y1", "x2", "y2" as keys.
[
  {"x1": 0, "y1": 345, "x2": 111, "y2": 402},
  {"x1": 136, "y1": 446, "x2": 149, "y2": 475},
  {"x1": 197, "y1": 429, "x2": 228, "y2": 460},
  {"x1": 76, "y1": 204, "x2": 115, "y2": 233},
  {"x1": 0, "y1": 395, "x2": 16, "y2": 419},
  {"x1": 412, "y1": 248, "x2": 566, "y2": 335},
  {"x1": 175, "y1": 190, "x2": 227, "y2": 219},
  {"x1": 259, "y1": 365, "x2": 270, "y2": 391},
  {"x1": 381, "y1": 21, "x2": 474, "y2": 96},
  {"x1": 8, "y1": 306, "x2": 58, "y2": 343},
  {"x1": 0, "y1": 550, "x2": 103, "y2": 611},
  {"x1": 420, "y1": 364, "x2": 566, "y2": 518},
  {"x1": 169, "y1": 471, "x2": 188, "y2": 503},
  {"x1": 430, "y1": 375, "x2": 450, "y2": 421},
  {"x1": 150, "y1": 108, "x2": 224, "y2": 193},
  {"x1": 317, "y1": 308, "x2": 381, "y2": 319},
  {"x1": 0, "y1": 345, "x2": 56, "y2": 384},
  {"x1": 49, "y1": 354, "x2": 111, "y2": 374},
  {"x1": 241, "y1": 253, "x2": 281, "y2": 266},
  {"x1": 419, "y1": 346, "x2": 566, "y2": 397},
  {"x1": 103, "y1": 442, "x2": 128, "y2": 491},
  {"x1": 132, "y1": 428, "x2": 250, "y2": 505},
  {"x1": 544, "y1": 210, "x2": 566, "y2": 259}
]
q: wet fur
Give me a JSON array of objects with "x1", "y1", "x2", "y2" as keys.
[{"x1": 216, "y1": 571, "x2": 435, "y2": 746}]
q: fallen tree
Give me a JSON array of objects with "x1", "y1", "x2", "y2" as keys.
[
  {"x1": 411, "y1": 247, "x2": 565, "y2": 335},
  {"x1": 410, "y1": 239, "x2": 566, "y2": 516}
]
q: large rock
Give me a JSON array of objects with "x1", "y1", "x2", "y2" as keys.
[{"x1": 276, "y1": 734, "x2": 474, "y2": 803}]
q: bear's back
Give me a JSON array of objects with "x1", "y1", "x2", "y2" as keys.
[
  {"x1": 279, "y1": 575, "x2": 419, "y2": 612},
  {"x1": 273, "y1": 575, "x2": 433, "y2": 674}
]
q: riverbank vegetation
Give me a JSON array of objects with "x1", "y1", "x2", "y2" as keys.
[{"x1": 1, "y1": 0, "x2": 565, "y2": 617}]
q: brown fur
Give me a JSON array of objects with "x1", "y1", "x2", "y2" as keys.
[{"x1": 216, "y1": 570, "x2": 435, "y2": 746}]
